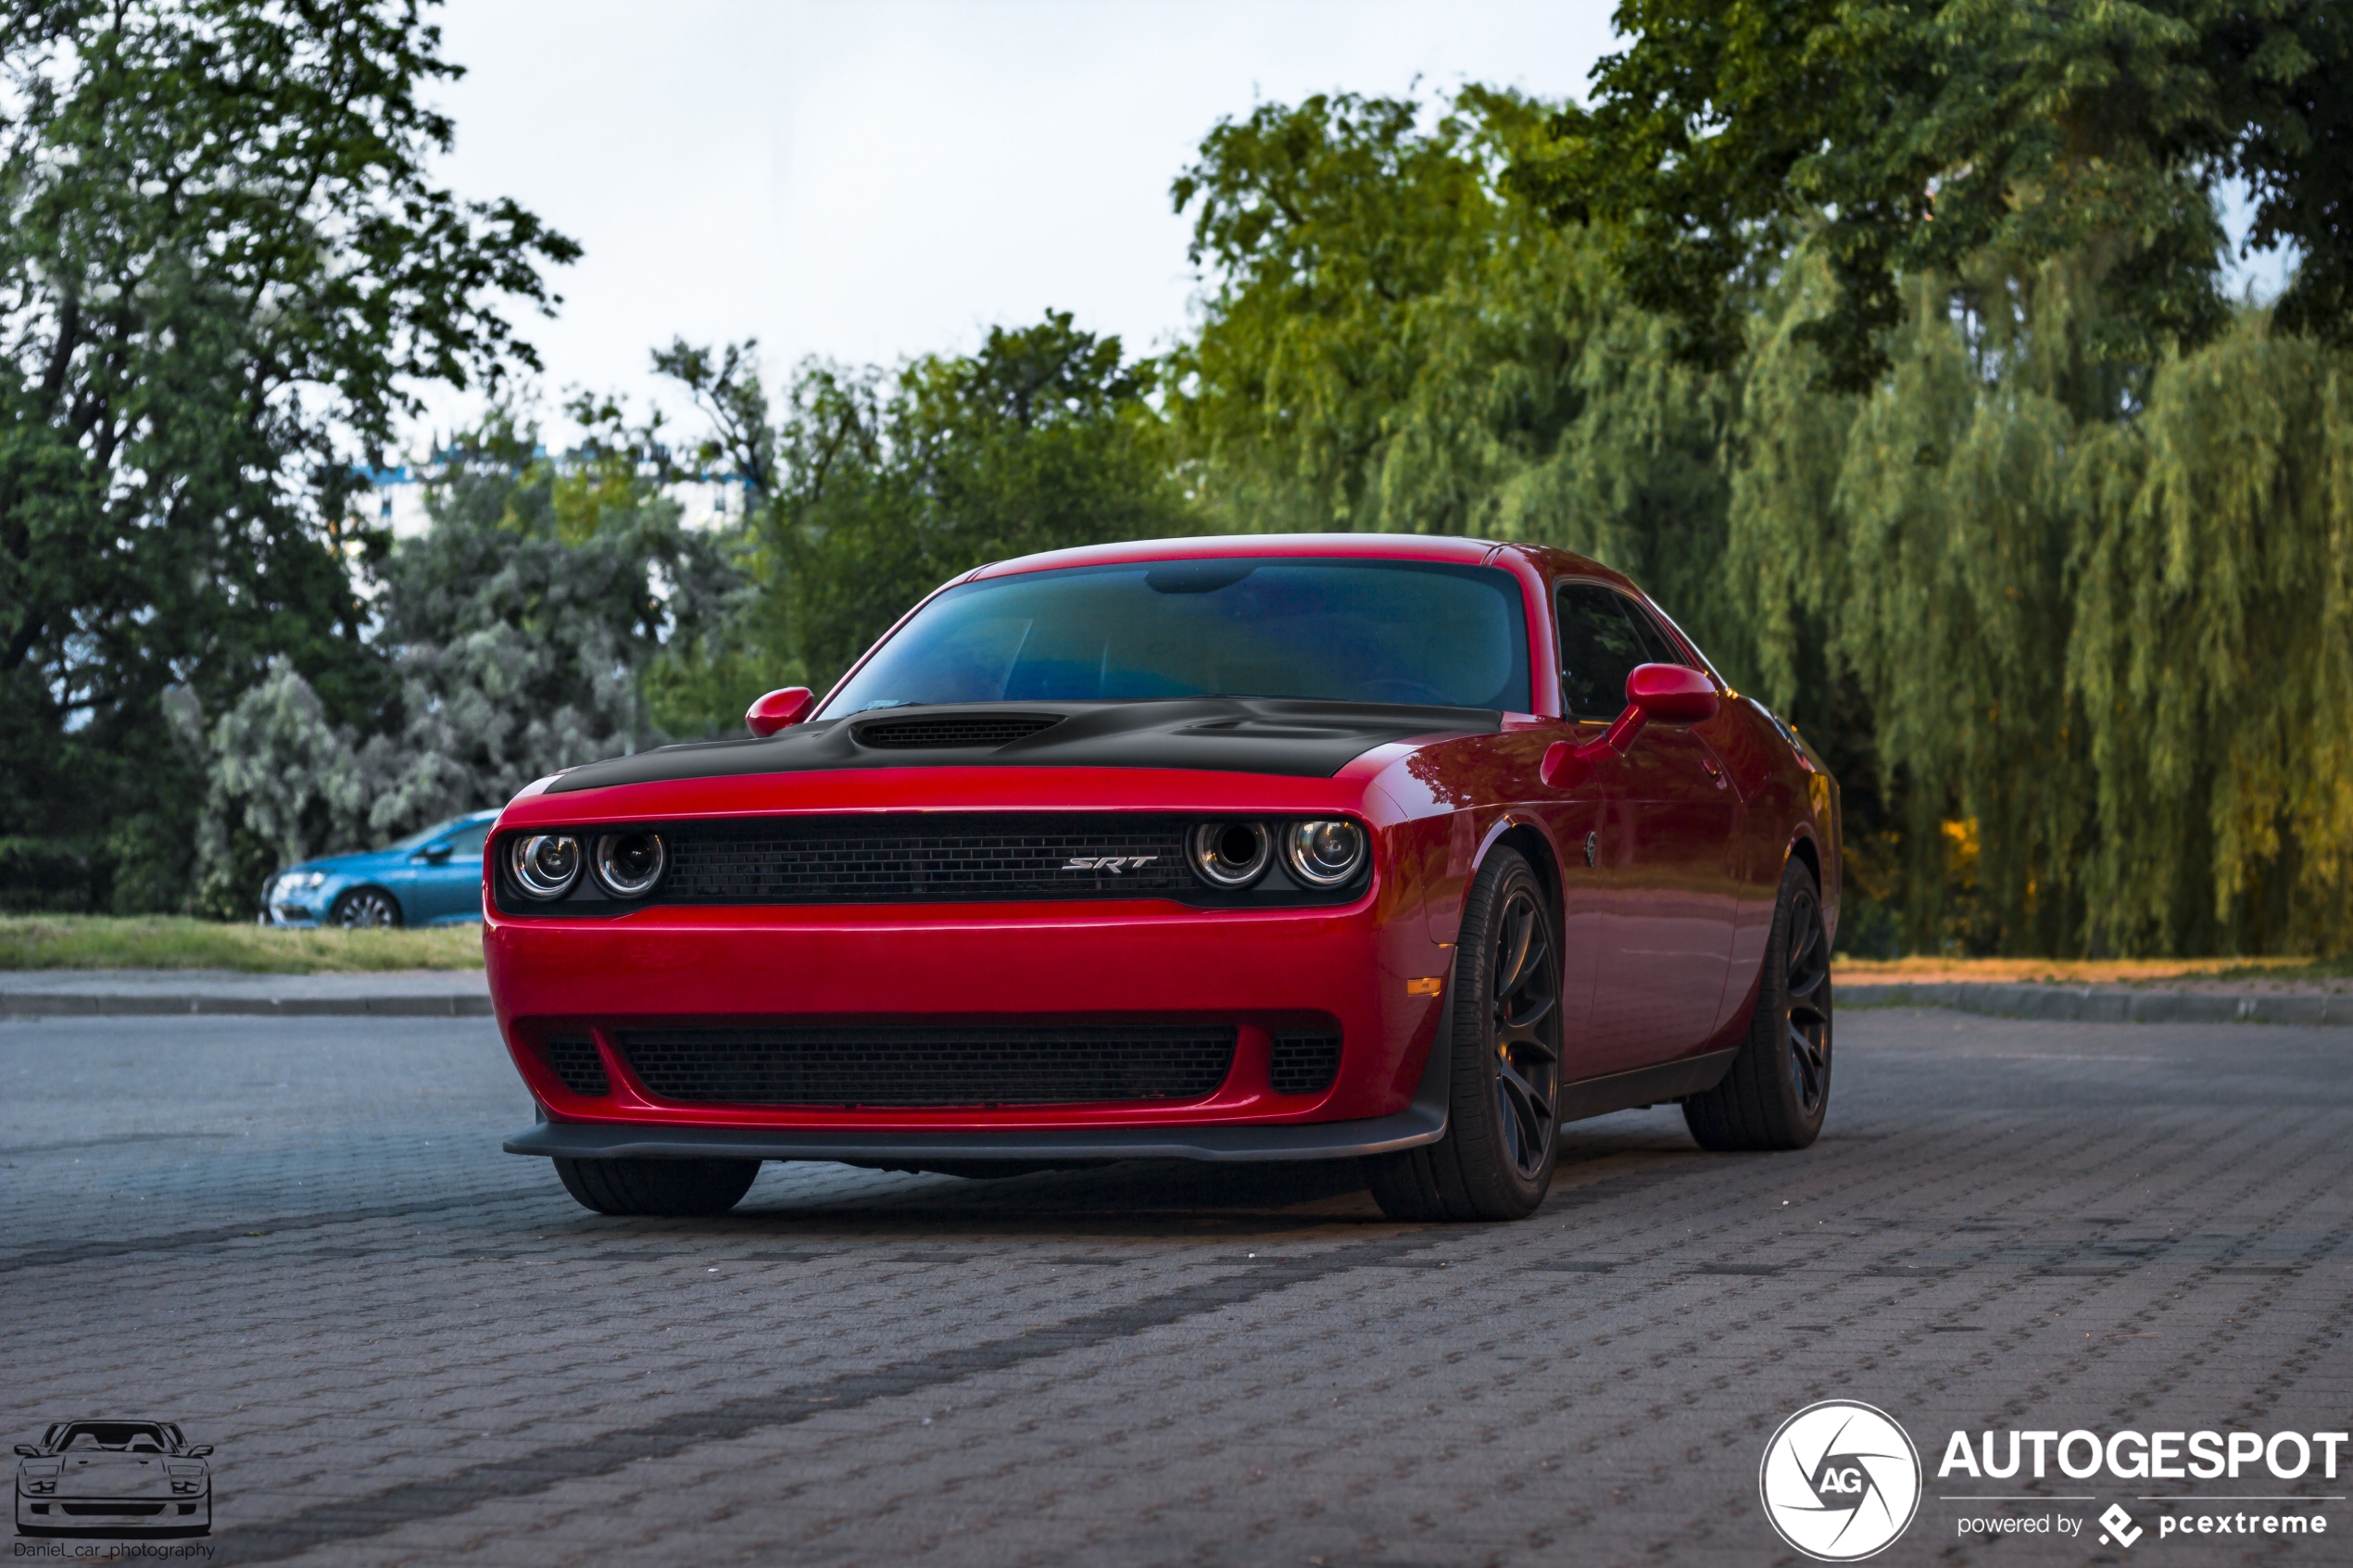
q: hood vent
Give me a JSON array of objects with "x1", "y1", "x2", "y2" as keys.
[{"x1": 852, "y1": 713, "x2": 1064, "y2": 749}]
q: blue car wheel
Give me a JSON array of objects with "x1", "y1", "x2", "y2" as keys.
[{"x1": 329, "y1": 887, "x2": 403, "y2": 928}]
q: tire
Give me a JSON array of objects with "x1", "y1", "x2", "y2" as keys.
[
  {"x1": 1367, "y1": 847, "x2": 1563, "y2": 1222},
  {"x1": 1682, "y1": 858, "x2": 1832, "y2": 1151},
  {"x1": 329, "y1": 886, "x2": 403, "y2": 928},
  {"x1": 553, "y1": 1156, "x2": 761, "y2": 1216}
]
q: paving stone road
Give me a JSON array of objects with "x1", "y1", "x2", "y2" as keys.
[{"x1": 4, "y1": 1009, "x2": 2348, "y2": 1567}]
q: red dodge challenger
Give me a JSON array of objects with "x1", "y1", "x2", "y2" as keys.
[{"x1": 486, "y1": 534, "x2": 1840, "y2": 1221}]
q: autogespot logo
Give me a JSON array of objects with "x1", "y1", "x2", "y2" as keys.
[{"x1": 1760, "y1": 1400, "x2": 1924, "y2": 1561}]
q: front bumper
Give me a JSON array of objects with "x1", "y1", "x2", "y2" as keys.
[
  {"x1": 17, "y1": 1493, "x2": 210, "y2": 1537},
  {"x1": 486, "y1": 893, "x2": 1453, "y2": 1150}
]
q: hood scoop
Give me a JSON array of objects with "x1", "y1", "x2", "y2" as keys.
[
  {"x1": 547, "y1": 697, "x2": 1500, "y2": 791},
  {"x1": 851, "y1": 712, "x2": 1065, "y2": 749}
]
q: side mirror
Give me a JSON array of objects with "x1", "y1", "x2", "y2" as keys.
[
  {"x1": 1541, "y1": 664, "x2": 1720, "y2": 788},
  {"x1": 185, "y1": 1446, "x2": 213, "y2": 1458},
  {"x1": 14, "y1": 1444, "x2": 38, "y2": 1457},
  {"x1": 745, "y1": 686, "x2": 815, "y2": 737},
  {"x1": 418, "y1": 843, "x2": 454, "y2": 863},
  {"x1": 1627, "y1": 662, "x2": 1719, "y2": 725}
]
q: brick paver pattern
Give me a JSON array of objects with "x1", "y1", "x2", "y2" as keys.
[{"x1": 4, "y1": 1009, "x2": 2348, "y2": 1565}]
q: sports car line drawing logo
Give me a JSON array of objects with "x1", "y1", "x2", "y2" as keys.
[{"x1": 14, "y1": 1420, "x2": 212, "y2": 1537}]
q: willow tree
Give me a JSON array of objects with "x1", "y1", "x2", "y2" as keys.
[
  {"x1": 2071, "y1": 326, "x2": 2353, "y2": 956},
  {"x1": 1168, "y1": 87, "x2": 1744, "y2": 663},
  {"x1": 1520, "y1": 0, "x2": 2353, "y2": 955}
]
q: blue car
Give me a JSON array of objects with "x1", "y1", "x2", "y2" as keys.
[{"x1": 258, "y1": 809, "x2": 498, "y2": 928}]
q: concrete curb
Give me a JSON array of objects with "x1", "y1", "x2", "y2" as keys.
[
  {"x1": 1843, "y1": 981, "x2": 2353, "y2": 1027},
  {"x1": 1, "y1": 992, "x2": 492, "y2": 1019}
]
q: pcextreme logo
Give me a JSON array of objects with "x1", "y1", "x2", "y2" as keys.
[{"x1": 1759, "y1": 1400, "x2": 1924, "y2": 1562}]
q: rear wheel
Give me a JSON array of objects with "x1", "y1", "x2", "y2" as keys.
[
  {"x1": 554, "y1": 1157, "x2": 760, "y2": 1216},
  {"x1": 330, "y1": 886, "x2": 402, "y2": 928},
  {"x1": 1367, "y1": 847, "x2": 1562, "y2": 1222},
  {"x1": 1682, "y1": 858, "x2": 1831, "y2": 1151}
]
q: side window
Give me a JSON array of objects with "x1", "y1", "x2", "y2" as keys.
[
  {"x1": 1621, "y1": 596, "x2": 1690, "y2": 669},
  {"x1": 1556, "y1": 583, "x2": 1655, "y2": 721},
  {"x1": 447, "y1": 822, "x2": 491, "y2": 857}
]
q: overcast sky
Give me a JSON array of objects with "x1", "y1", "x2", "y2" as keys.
[
  {"x1": 415, "y1": 1, "x2": 2295, "y2": 453},
  {"x1": 415, "y1": 0, "x2": 1618, "y2": 447}
]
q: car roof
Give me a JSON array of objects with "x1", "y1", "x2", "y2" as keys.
[{"x1": 968, "y1": 533, "x2": 1629, "y2": 586}]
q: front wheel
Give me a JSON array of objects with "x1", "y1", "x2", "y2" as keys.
[
  {"x1": 1366, "y1": 847, "x2": 1563, "y2": 1222},
  {"x1": 554, "y1": 1157, "x2": 761, "y2": 1216},
  {"x1": 1682, "y1": 858, "x2": 1831, "y2": 1151},
  {"x1": 330, "y1": 886, "x2": 403, "y2": 928}
]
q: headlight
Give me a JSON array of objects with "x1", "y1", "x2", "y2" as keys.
[
  {"x1": 591, "y1": 832, "x2": 666, "y2": 898},
  {"x1": 1189, "y1": 822, "x2": 1271, "y2": 888},
  {"x1": 507, "y1": 834, "x2": 584, "y2": 899},
  {"x1": 1284, "y1": 820, "x2": 1366, "y2": 887},
  {"x1": 279, "y1": 870, "x2": 325, "y2": 894}
]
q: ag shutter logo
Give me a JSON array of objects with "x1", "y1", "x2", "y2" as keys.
[{"x1": 1760, "y1": 1400, "x2": 1923, "y2": 1561}]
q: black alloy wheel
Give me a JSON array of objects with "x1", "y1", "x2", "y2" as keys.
[
  {"x1": 330, "y1": 887, "x2": 402, "y2": 929},
  {"x1": 1683, "y1": 859, "x2": 1833, "y2": 1151},
  {"x1": 1782, "y1": 882, "x2": 1831, "y2": 1114},
  {"x1": 1490, "y1": 882, "x2": 1563, "y2": 1180},
  {"x1": 1367, "y1": 846, "x2": 1564, "y2": 1221}
]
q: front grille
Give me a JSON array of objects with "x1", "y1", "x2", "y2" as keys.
[
  {"x1": 853, "y1": 713, "x2": 1064, "y2": 748},
  {"x1": 62, "y1": 1505, "x2": 166, "y2": 1517},
  {"x1": 662, "y1": 814, "x2": 1189, "y2": 903},
  {"x1": 615, "y1": 1023, "x2": 1238, "y2": 1106},
  {"x1": 542, "y1": 1034, "x2": 609, "y2": 1096},
  {"x1": 1270, "y1": 1032, "x2": 1342, "y2": 1095}
]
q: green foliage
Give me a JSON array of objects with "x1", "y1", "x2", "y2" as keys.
[
  {"x1": 665, "y1": 314, "x2": 1190, "y2": 692},
  {"x1": 1514, "y1": 0, "x2": 2350, "y2": 388},
  {"x1": 0, "y1": 0, "x2": 575, "y2": 911},
  {"x1": 184, "y1": 412, "x2": 744, "y2": 916},
  {"x1": 2071, "y1": 323, "x2": 2353, "y2": 954},
  {"x1": 1731, "y1": 256, "x2": 2353, "y2": 956},
  {"x1": 1170, "y1": 89, "x2": 1743, "y2": 661}
]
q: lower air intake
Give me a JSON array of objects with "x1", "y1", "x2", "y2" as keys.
[
  {"x1": 615, "y1": 1022, "x2": 1237, "y2": 1107},
  {"x1": 1269, "y1": 1032, "x2": 1342, "y2": 1096},
  {"x1": 542, "y1": 1035, "x2": 610, "y2": 1097}
]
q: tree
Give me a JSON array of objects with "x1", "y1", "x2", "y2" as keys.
[
  {"x1": 1168, "y1": 88, "x2": 1745, "y2": 667},
  {"x1": 0, "y1": 0, "x2": 575, "y2": 910},
  {"x1": 185, "y1": 408, "x2": 747, "y2": 915},
  {"x1": 665, "y1": 314, "x2": 1191, "y2": 692},
  {"x1": 1512, "y1": 0, "x2": 2352, "y2": 391}
]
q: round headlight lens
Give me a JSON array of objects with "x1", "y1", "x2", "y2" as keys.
[
  {"x1": 1189, "y1": 821, "x2": 1272, "y2": 888},
  {"x1": 592, "y1": 832, "x2": 667, "y2": 898},
  {"x1": 1284, "y1": 820, "x2": 1366, "y2": 887},
  {"x1": 508, "y1": 834, "x2": 583, "y2": 900}
]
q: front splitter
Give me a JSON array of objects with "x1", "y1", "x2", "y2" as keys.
[{"x1": 503, "y1": 1106, "x2": 1444, "y2": 1165}]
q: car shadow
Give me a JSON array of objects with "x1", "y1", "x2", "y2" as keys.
[{"x1": 531, "y1": 1116, "x2": 1711, "y2": 1245}]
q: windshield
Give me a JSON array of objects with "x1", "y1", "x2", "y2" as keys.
[
  {"x1": 821, "y1": 558, "x2": 1531, "y2": 717},
  {"x1": 58, "y1": 1424, "x2": 170, "y2": 1452}
]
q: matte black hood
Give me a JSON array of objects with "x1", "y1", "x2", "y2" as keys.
[{"x1": 547, "y1": 698, "x2": 1498, "y2": 793}]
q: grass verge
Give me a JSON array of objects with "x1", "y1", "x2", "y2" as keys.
[{"x1": 0, "y1": 915, "x2": 484, "y2": 972}]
